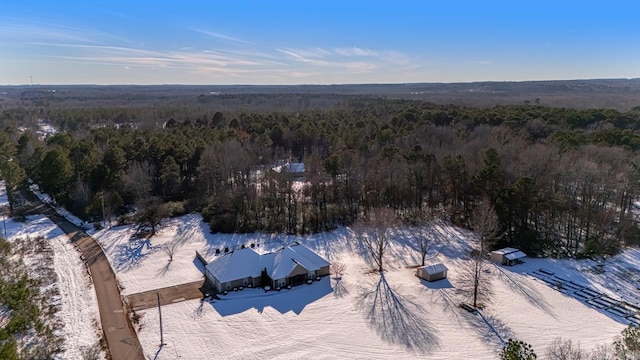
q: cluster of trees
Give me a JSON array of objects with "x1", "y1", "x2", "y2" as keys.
[
  {"x1": 0, "y1": 237, "x2": 61, "y2": 359},
  {"x1": 1, "y1": 99, "x2": 640, "y2": 256},
  {"x1": 500, "y1": 324, "x2": 640, "y2": 359}
]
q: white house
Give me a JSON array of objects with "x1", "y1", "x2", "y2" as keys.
[{"x1": 205, "y1": 243, "x2": 330, "y2": 293}]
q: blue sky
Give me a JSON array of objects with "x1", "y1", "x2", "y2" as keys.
[{"x1": 1, "y1": 1, "x2": 638, "y2": 85}]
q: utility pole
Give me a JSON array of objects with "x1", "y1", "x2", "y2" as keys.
[
  {"x1": 1, "y1": 204, "x2": 7, "y2": 237},
  {"x1": 101, "y1": 192, "x2": 106, "y2": 229},
  {"x1": 157, "y1": 292, "x2": 164, "y2": 347}
]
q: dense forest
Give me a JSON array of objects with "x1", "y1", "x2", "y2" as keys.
[{"x1": 2, "y1": 96, "x2": 640, "y2": 258}]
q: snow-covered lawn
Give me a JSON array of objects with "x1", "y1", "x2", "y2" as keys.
[
  {"x1": 1, "y1": 182, "x2": 103, "y2": 359},
  {"x1": 92, "y1": 212, "x2": 638, "y2": 359}
]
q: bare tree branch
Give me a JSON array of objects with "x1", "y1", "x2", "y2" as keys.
[
  {"x1": 407, "y1": 207, "x2": 440, "y2": 266},
  {"x1": 164, "y1": 241, "x2": 179, "y2": 262},
  {"x1": 353, "y1": 207, "x2": 398, "y2": 272},
  {"x1": 331, "y1": 261, "x2": 346, "y2": 278},
  {"x1": 461, "y1": 199, "x2": 501, "y2": 308}
]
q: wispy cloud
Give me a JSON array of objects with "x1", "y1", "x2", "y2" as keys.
[
  {"x1": 0, "y1": 16, "x2": 417, "y2": 84},
  {"x1": 0, "y1": 18, "x2": 129, "y2": 45},
  {"x1": 29, "y1": 42, "x2": 158, "y2": 56},
  {"x1": 189, "y1": 28, "x2": 251, "y2": 44},
  {"x1": 333, "y1": 47, "x2": 379, "y2": 57},
  {"x1": 275, "y1": 46, "x2": 412, "y2": 74},
  {"x1": 36, "y1": 44, "x2": 285, "y2": 73},
  {"x1": 276, "y1": 48, "x2": 331, "y2": 66}
]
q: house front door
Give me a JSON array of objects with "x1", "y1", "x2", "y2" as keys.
[{"x1": 291, "y1": 274, "x2": 305, "y2": 286}]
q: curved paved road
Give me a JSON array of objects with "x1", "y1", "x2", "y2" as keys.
[{"x1": 25, "y1": 193, "x2": 144, "y2": 360}]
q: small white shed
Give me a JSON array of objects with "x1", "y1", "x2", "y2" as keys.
[
  {"x1": 490, "y1": 247, "x2": 527, "y2": 266},
  {"x1": 416, "y1": 263, "x2": 448, "y2": 282}
]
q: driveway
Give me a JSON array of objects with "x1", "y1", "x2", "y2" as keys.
[
  {"x1": 24, "y1": 193, "x2": 144, "y2": 360},
  {"x1": 126, "y1": 280, "x2": 206, "y2": 311}
]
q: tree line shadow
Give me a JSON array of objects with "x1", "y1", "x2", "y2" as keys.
[
  {"x1": 356, "y1": 273, "x2": 440, "y2": 354},
  {"x1": 493, "y1": 265, "x2": 556, "y2": 316}
]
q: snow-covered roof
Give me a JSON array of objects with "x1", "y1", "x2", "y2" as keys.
[
  {"x1": 205, "y1": 248, "x2": 262, "y2": 283},
  {"x1": 505, "y1": 251, "x2": 527, "y2": 260},
  {"x1": 271, "y1": 244, "x2": 331, "y2": 280},
  {"x1": 420, "y1": 263, "x2": 448, "y2": 275},
  {"x1": 273, "y1": 162, "x2": 305, "y2": 173},
  {"x1": 491, "y1": 247, "x2": 520, "y2": 255},
  {"x1": 206, "y1": 243, "x2": 330, "y2": 283}
]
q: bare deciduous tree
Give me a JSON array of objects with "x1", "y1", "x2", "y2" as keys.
[
  {"x1": 546, "y1": 337, "x2": 585, "y2": 360},
  {"x1": 459, "y1": 250, "x2": 493, "y2": 309},
  {"x1": 164, "y1": 241, "x2": 179, "y2": 262},
  {"x1": 123, "y1": 160, "x2": 153, "y2": 202},
  {"x1": 588, "y1": 344, "x2": 615, "y2": 360},
  {"x1": 331, "y1": 261, "x2": 346, "y2": 278},
  {"x1": 353, "y1": 207, "x2": 397, "y2": 272},
  {"x1": 462, "y1": 199, "x2": 500, "y2": 308},
  {"x1": 407, "y1": 207, "x2": 439, "y2": 266}
]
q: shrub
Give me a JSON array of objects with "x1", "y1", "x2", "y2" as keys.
[
  {"x1": 500, "y1": 338, "x2": 537, "y2": 360},
  {"x1": 260, "y1": 268, "x2": 271, "y2": 288},
  {"x1": 614, "y1": 324, "x2": 640, "y2": 359}
]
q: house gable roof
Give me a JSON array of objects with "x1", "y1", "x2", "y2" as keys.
[
  {"x1": 206, "y1": 243, "x2": 330, "y2": 283},
  {"x1": 420, "y1": 263, "x2": 448, "y2": 275},
  {"x1": 205, "y1": 247, "x2": 261, "y2": 283},
  {"x1": 505, "y1": 251, "x2": 527, "y2": 260},
  {"x1": 492, "y1": 247, "x2": 520, "y2": 255}
]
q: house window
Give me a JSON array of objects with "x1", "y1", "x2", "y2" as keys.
[
  {"x1": 308, "y1": 271, "x2": 315, "y2": 279},
  {"x1": 277, "y1": 278, "x2": 286, "y2": 287},
  {"x1": 226, "y1": 283, "x2": 231, "y2": 290}
]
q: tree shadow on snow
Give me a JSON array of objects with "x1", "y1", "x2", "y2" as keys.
[
  {"x1": 356, "y1": 273, "x2": 440, "y2": 354},
  {"x1": 113, "y1": 236, "x2": 159, "y2": 272},
  {"x1": 156, "y1": 259, "x2": 172, "y2": 277},
  {"x1": 172, "y1": 214, "x2": 203, "y2": 246},
  {"x1": 333, "y1": 277, "x2": 349, "y2": 298},
  {"x1": 493, "y1": 265, "x2": 556, "y2": 316},
  {"x1": 432, "y1": 223, "x2": 475, "y2": 260},
  {"x1": 308, "y1": 228, "x2": 353, "y2": 263},
  {"x1": 453, "y1": 304, "x2": 514, "y2": 349}
]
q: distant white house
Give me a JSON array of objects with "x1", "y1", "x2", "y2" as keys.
[
  {"x1": 490, "y1": 247, "x2": 527, "y2": 266},
  {"x1": 273, "y1": 162, "x2": 305, "y2": 174},
  {"x1": 205, "y1": 243, "x2": 330, "y2": 293},
  {"x1": 416, "y1": 263, "x2": 448, "y2": 282}
]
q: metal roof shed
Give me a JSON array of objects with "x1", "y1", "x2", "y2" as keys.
[
  {"x1": 490, "y1": 248, "x2": 527, "y2": 266},
  {"x1": 417, "y1": 263, "x2": 448, "y2": 282}
]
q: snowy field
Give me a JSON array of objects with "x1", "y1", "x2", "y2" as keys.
[
  {"x1": 92, "y1": 211, "x2": 640, "y2": 359},
  {"x1": 0, "y1": 182, "x2": 104, "y2": 359}
]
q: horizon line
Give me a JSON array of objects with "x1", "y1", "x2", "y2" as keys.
[{"x1": 2, "y1": 77, "x2": 639, "y2": 87}]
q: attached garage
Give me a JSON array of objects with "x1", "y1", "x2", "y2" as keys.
[{"x1": 416, "y1": 263, "x2": 448, "y2": 282}]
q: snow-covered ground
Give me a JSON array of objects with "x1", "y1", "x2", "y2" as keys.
[
  {"x1": 37, "y1": 118, "x2": 58, "y2": 139},
  {"x1": 92, "y1": 212, "x2": 638, "y2": 359},
  {"x1": 29, "y1": 183, "x2": 87, "y2": 229},
  {"x1": 1, "y1": 182, "x2": 104, "y2": 359}
]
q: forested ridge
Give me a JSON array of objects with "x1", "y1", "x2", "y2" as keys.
[{"x1": 3, "y1": 97, "x2": 640, "y2": 258}]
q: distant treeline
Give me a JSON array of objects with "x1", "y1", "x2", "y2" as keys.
[{"x1": 3, "y1": 98, "x2": 640, "y2": 257}]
